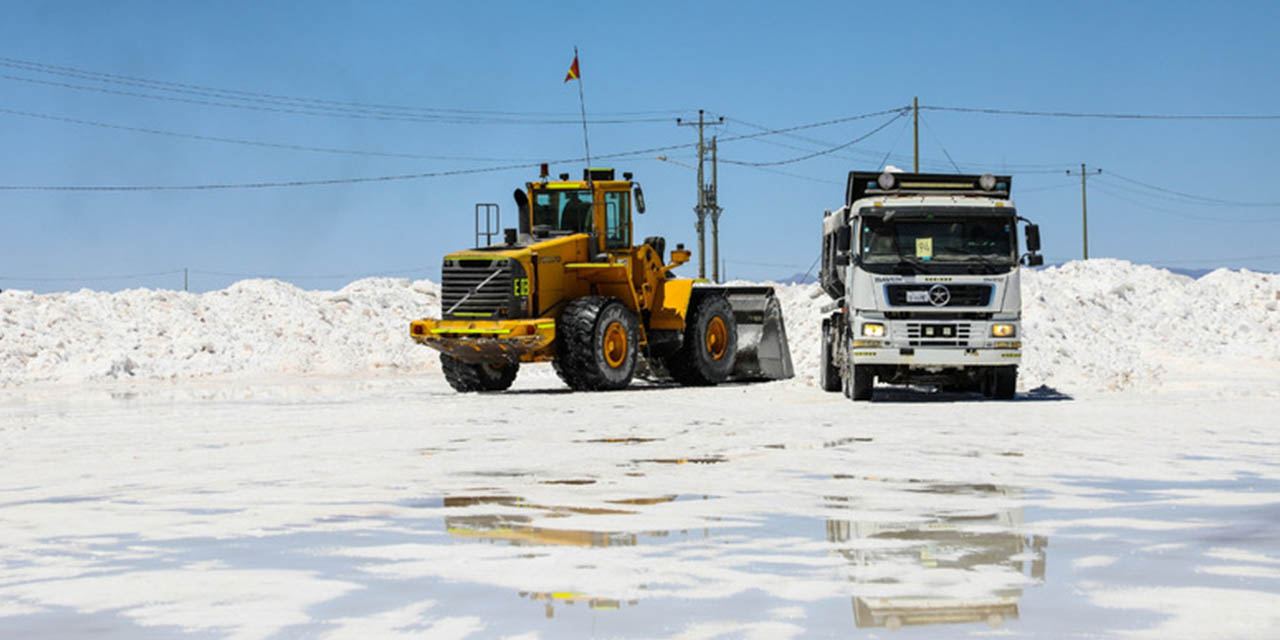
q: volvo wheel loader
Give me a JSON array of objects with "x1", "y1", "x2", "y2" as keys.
[{"x1": 409, "y1": 166, "x2": 793, "y2": 392}]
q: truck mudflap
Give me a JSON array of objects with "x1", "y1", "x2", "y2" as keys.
[{"x1": 719, "y1": 286, "x2": 794, "y2": 381}]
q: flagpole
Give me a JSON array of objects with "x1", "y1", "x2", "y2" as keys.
[{"x1": 574, "y1": 46, "x2": 591, "y2": 167}]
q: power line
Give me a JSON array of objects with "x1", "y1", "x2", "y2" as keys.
[
  {"x1": 0, "y1": 106, "x2": 540, "y2": 162},
  {"x1": 1101, "y1": 171, "x2": 1280, "y2": 207},
  {"x1": 924, "y1": 104, "x2": 1280, "y2": 121},
  {"x1": 0, "y1": 72, "x2": 673, "y2": 126},
  {"x1": 721, "y1": 111, "x2": 907, "y2": 167},
  {"x1": 921, "y1": 104, "x2": 1280, "y2": 120},
  {"x1": 917, "y1": 111, "x2": 963, "y2": 173},
  {"x1": 0, "y1": 139, "x2": 699, "y2": 191},
  {"x1": 0, "y1": 268, "x2": 183, "y2": 281},
  {"x1": 0, "y1": 109, "x2": 928, "y2": 191},
  {"x1": 0, "y1": 56, "x2": 688, "y2": 120},
  {"x1": 1089, "y1": 182, "x2": 1280, "y2": 223}
]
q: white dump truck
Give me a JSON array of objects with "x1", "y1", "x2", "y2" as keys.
[{"x1": 819, "y1": 171, "x2": 1043, "y2": 400}]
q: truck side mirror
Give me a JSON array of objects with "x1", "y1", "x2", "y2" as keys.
[
  {"x1": 633, "y1": 183, "x2": 646, "y2": 214},
  {"x1": 835, "y1": 253, "x2": 850, "y2": 266},
  {"x1": 1025, "y1": 224, "x2": 1041, "y2": 253},
  {"x1": 836, "y1": 226, "x2": 851, "y2": 253},
  {"x1": 1025, "y1": 253, "x2": 1044, "y2": 267}
]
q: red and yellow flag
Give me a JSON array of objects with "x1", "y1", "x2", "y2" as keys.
[{"x1": 564, "y1": 54, "x2": 580, "y2": 83}]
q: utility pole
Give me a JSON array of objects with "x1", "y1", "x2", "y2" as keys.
[
  {"x1": 913, "y1": 96, "x2": 919, "y2": 173},
  {"x1": 676, "y1": 109, "x2": 723, "y2": 280},
  {"x1": 709, "y1": 136, "x2": 722, "y2": 283},
  {"x1": 1066, "y1": 164, "x2": 1102, "y2": 259},
  {"x1": 184, "y1": 268, "x2": 188, "y2": 292}
]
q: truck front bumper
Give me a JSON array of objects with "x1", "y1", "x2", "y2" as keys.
[
  {"x1": 849, "y1": 345, "x2": 1020, "y2": 367},
  {"x1": 410, "y1": 317, "x2": 556, "y2": 364}
]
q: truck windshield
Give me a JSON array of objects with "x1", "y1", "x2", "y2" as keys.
[
  {"x1": 860, "y1": 215, "x2": 1016, "y2": 273},
  {"x1": 532, "y1": 189, "x2": 594, "y2": 234}
]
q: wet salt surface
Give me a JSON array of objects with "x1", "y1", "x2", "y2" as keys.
[{"x1": 1, "y1": 375, "x2": 1278, "y2": 638}]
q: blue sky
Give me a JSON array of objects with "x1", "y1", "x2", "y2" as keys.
[{"x1": 2, "y1": 1, "x2": 1278, "y2": 292}]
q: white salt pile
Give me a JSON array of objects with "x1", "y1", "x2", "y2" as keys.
[{"x1": 1, "y1": 260, "x2": 1276, "y2": 394}]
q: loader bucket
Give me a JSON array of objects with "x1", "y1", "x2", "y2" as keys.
[{"x1": 722, "y1": 286, "x2": 794, "y2": 381}]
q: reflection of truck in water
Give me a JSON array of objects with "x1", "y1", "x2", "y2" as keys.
[
  {"x1": 825, "y1": 484, "x2": 1047, "y2": 631},
  {"x1": 819, "y1": 171, "x2": 1044, "y2": 400}
]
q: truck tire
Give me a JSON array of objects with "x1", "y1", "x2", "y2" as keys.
[
  {"x1": 820, "y1": 317, "x2": 842, "y2": 392},
  {"x1": 665, "y1": 294, "x2": 737, "y2": 386},
  {"x1": 554, "y1": 296, "x2": 639, "y2": 391},
  {"x1": 850, "y1": 364, "x2": 873, "y2": 401},
  {"x1": 992, "y1": 366, "x2": 1017, "y2": 400},
  {"x1": 440, "y1": 354, "x2": 519, "y2": 392}
]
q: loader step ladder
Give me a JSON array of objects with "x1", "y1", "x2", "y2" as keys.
[{"x1": 475, "y1": 203, "x2": 500, "y2": 247}]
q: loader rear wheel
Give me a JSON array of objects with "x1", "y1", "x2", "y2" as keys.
[
  {"x1": 665, "y1": 294, "x2": 737, "y2": 386},
  {"x1": 820, "y1": 317, "x2": 842, "y2": 392},
  {"x1": 554, "y1": 296, "x2": 639, "y2": 391},
  {"x1": 440, "y1": 354, "x2": 519, "y2": 392}
]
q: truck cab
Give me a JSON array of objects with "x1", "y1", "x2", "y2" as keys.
[{"x1": 820, "y1": 171, "x2": 1043, "y2": 400}]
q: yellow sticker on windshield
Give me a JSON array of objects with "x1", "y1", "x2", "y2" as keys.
[{"x1": 915, "y1": 237, "x2": 933, "y2": 259}]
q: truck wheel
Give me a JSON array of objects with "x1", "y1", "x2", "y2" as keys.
[
  {"x1": 820, "y1": 317, "x2": 842, "y2": 392},
  {"x1": 440, "y1": 354, "x2": 519, "y2": 392},
  {"x1": 554, "y1": 296, "x2": 639, "y2": 391},
  {"x1": 665, "y1": 294, "x2": 737, "y2": 386},
  {"x1": 850, "y1": 364, "x2": 874, "y2": 401},
  {"x1": 992, "y1": 366, "x2": 1017, "y2": 400}
]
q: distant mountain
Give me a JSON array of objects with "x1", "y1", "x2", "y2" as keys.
[{"x1": 781, "y1": 272, "x2": 817, "y2": 285}]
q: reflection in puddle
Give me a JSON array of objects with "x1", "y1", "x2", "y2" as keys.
[
  {"x1": 438, "y1": 483, "x2": 1046, "y2": 632},
  {"x1": 826, "y1": 483, "x2": 1047, "y2": 631}
]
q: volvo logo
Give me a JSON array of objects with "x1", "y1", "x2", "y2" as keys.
[{"x1": 928, "y1": 284, "x2": 951, "y2": 307}]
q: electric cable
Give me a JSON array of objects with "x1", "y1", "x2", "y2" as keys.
[
  {"x1": 0, "y1": 106, "x2": 542, "y2": 162},
  {"x1": 921, "y1": 104, "x2": 1280, "y2": 120},
  {"x1": 721, "y1": 111, "x2": 906, "y2": 167},
  {"x1": 1100, "y1": 171, "x2": 1280, "y2": 207}
]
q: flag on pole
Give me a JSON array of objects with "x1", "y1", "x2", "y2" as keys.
[{"x1": 564, "y1": 53, "x2": 580, "y2": 82}]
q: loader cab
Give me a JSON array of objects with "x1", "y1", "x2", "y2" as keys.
[{"x1": 524, "y1": 168, "x2": 635, "y2": 254}]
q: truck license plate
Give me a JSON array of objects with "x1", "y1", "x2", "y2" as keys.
[{"x1": 906, "y1": 291, "x2": 929, "y2": 303}]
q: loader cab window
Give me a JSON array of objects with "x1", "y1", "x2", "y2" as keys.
[
  {"x1": 531, "y1": 189, "x2": 595, "y2": 235},
  {"x1": 603, "y1": 191, "x2": 630, "y2": 249}
]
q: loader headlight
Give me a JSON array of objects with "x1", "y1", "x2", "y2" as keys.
[
  {"x1": 862, "y1": 322, "x2": 886, "y2": 337},
  {"x1": 991, "y1": 323, "x2": 1016, "y2": 338}
]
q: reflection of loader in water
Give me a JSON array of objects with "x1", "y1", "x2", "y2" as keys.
[
  {"x1": 443, "y1": 494, "x2": 675, "y2": 618},
  {"x1": 825, "y1": 484, "x2": 1047, "y2": 631}
]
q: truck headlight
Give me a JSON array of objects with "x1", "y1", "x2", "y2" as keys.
[
  {"x1": 862, "y1": 322, "x2": 885, "y2": 337},
  {"x1": 991, "y1": 323, "x2": 1016, "y2": 338}
]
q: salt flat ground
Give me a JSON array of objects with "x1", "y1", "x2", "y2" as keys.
[{"x1": 1, "y1": 370, "x2": 1278, "y2": 639}]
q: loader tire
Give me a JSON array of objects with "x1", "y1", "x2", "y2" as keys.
[
  {"x1": 820, "y1": 317, "x2": 842, "y2": 392},
  {"x1": 665, "y1": 294, "x2": 737, "y2": 386},
  {"x1": 440, "y1": 354, "x2": 519, "y2": 392},
  {"x1": 554, "y1": 297, "x2": 638, "y2": 391}
]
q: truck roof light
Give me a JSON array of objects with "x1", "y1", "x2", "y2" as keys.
[
  {"x1": 877, "y1": 172, "x2": 897, "y2": 190},
  {"x1": 979, "y1": 173, "x2": 997, "y2": 191}
]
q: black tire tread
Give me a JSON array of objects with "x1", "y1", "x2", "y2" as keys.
[
  {"x1": 665, "y1": 294, "x2": 737, "y2": 387},
  {"x1": 554, "y1": 296, "x2": 638, "y2": 391},
  {"x1": 440, "y1": 353, "x2": 518, "y2": 392}
]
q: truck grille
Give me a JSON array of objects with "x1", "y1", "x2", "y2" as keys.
[
  {"x1": 441, "y1": 258, "x2": 514, "y2": 318},
  {"x1": 887, "y1": 284, "x2": 992, "y2": 307},
  {"x1": 906, "y1": 322, "x2": 972, "y2": 347}
]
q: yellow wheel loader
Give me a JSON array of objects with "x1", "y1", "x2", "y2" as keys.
[{"x1": 409, "y1": 167, "x2": 793, "y2": 392}]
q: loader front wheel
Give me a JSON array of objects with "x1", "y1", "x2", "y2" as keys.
[
  {"x1": 665, "y1": 294, "x2": 737, "y2": 386},
  {"x1": 440, "y1": 354, "x2": 519, "y2": 392},
  {"x1": 554, "y1": 297, "x2": 639, "y2": 391}
]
